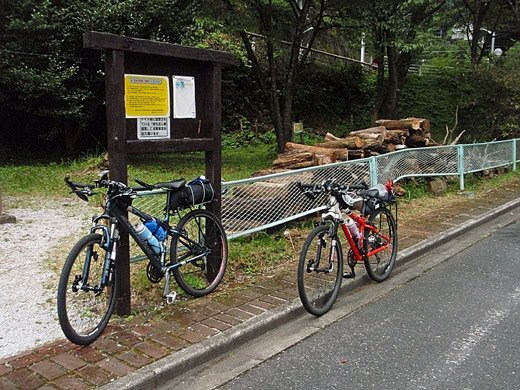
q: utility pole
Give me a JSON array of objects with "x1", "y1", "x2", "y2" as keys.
[{"x1": 361, "y1": 32, "x2": 366, "y2": 63}]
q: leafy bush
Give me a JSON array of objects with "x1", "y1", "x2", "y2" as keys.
[{"x1": 292, "y1": 61, "x2": 373, "y2": 134}]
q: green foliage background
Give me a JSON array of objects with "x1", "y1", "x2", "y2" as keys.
[{"x1": 1, "y1": 0, "x2": 520, "y2": 162}]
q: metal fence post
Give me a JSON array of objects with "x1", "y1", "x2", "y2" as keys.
[
  {"x1": 458, "y1": 144, "x2": 465, "y2": 191},
  {"x1": 370, "y1": 156, "x2": 378, "y2": 186},
  {"x1": 513, "y1": 139, "x2": 517, "y2": 171}
]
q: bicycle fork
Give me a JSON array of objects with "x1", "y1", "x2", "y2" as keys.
[
  {"x1": 77, "y1": 218, "x2": 119, "y2": 294},
  {"x1": 308, "y1": 232, "x2": 337, "y2": 274},
  {"x1": 101, "y1": 222, "x2": 119, "y2": 289}
]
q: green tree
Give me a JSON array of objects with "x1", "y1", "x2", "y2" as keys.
[
  {"x1": 361, "y1": 0, "x2": 446, "y2": 120},
  {"x1": 0, "y1": 0, "x2": 198, "y2": 153},
  {"x1": 202, "y1": 0, "x2": 349, "y2": 153},
  {"x1": 440, "y1": 0, "x2": 520, "y2": 69}
]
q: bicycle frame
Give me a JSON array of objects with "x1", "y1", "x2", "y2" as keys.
[
  {"x1": 322, "y1": 196, "x2": 391, "y2": 263},
  {"x1": 86, "y1": 194, "x2": 211, "y2": 301}
]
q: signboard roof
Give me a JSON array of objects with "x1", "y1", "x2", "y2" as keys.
[{"x1": 83, "y1": 31, "x2": 238, "y2": 65}]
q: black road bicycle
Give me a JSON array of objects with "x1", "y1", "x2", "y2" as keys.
[{"x1": 57, "y1": 171, "x2": 228, "y2": 345}]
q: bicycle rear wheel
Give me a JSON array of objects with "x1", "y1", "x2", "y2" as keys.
[
  {"x1": 298, "y1": 224, "x2": 343, "y2": 316},
  {"x1": 57, "y1": 234, "x2": 117, "y2": 345},
  {"x1": 171, "y1": 209, "x2": 228, "y2": 297},
  {"x1": 363, "y1": 207, "x2": 397, "y2": 282}
]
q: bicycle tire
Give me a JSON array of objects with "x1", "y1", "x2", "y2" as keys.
[
  {"x1": 298, "y1": 224, "x2": 343, "y2": 316},
  {"x1": 171, "y1": 209, "x2": 228, "y2": 297},
  {"x1": 57, "y1": 233, "x2": 117, "y2": 345},
  {"x1": 363, "y1": 207, "x2": 397, "y2": 282}
]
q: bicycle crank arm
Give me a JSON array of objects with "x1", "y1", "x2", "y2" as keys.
[
  {"x1": 74, "y1": 283, "x2": 103, "y2": 293},
  {"x1": 308, "y1": 266, "x2": 334, "y2": 273},
  {"x1": 162, "y1": 272, "x2": 177, "y2": 305}
]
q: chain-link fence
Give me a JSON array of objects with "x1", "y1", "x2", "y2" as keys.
[{"x1": 132, "y1": 138, "x2": 519, "y2": 241}]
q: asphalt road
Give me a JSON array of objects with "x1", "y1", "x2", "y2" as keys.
[{"x1": 219, "y1": 216, "x2": 520, "y2": 389}]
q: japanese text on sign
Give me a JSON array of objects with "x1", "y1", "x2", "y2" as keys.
[
  {"x1": 125, "y1": 75, "x2": 170, "y2": 118},
  {"x1": 137, "y1": 117, "x2": 170, "y2": 140}
]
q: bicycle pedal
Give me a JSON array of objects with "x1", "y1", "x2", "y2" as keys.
[
  {"x1": 342, "y1": 272, "x2": 355, "y2": 279},
  {"x1": 166, "y1": 291, "x2": 177, "y2": 305}
]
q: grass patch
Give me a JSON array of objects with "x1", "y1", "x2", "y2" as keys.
[
  {"x1": 0, "y1": 143, "x2": 276, "y2": 202},
  {"x1": 228, "y1": 231, "x2": 290, "y2": 276}
]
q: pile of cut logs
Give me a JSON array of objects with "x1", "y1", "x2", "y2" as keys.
[{"x1": 270, "y1": 117, "x2": 433, "y2": 171}]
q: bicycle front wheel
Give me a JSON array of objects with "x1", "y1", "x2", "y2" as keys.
[
  {"x1": 363, "y1": 207, "x2": 397, "y2": 282},
  {"x1": 298, "y1": 224, "x2": 343, "y2": 316},
  {"x1": 171, "y1": 209, "x2": 228, "y2": 297},
  {"x1": 57, "y1": 234, "x2": 117, "y2": 345}
]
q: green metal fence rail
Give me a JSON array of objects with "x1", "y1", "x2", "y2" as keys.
[{"x1": 130, "y1": 138, "x2": 520, "y2": 251}]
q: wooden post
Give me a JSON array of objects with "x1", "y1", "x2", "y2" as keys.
[
  {"x1": 205, "y1": 62, "x2": 222, "y2": 217},
  {"x1": 104, "y1": 49, "x2": 131, "y2": 315}
]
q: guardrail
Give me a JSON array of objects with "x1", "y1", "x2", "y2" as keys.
[{"x1": 132, "y1": 138, "x2": 519, "y2": 243}]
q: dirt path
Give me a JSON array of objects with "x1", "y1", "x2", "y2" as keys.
[{"x1": 0, "y1": 197, "x2": 91, "y2": 359}]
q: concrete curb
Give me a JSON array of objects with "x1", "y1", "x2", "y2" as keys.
[{"x1": 103, "y1": 196, "x2": 520, "y2": 390}]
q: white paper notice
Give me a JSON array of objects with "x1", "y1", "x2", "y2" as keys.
[
  {"x1": 137, "y1": 117, "x2": 170, "y2": 140},
  {"x1": 173, "y1": 76, "x2": 196, "y2": 119}
]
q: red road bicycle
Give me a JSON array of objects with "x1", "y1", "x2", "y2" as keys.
[{"x1": 296, "y1": 179, "x2": 398, "y2": 316}]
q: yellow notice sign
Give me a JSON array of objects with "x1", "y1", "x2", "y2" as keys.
[{"x1": 125, "y1": 74, "x2": 170, "y2": 118}]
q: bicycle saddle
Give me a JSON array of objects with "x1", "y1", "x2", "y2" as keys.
[
  {"x1": 154, "y1": 178, "x2": 186, "y2": 190},
  {"x1": 358, "y1": 188, "x2": 380, "y2": 198},
  {"x1": 359, "y1": 183, "x2": 390, "y2": 201}
]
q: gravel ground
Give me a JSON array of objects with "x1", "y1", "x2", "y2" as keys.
[{"x1": 0, "y1": 197, "x2": 92, "y2": 359}]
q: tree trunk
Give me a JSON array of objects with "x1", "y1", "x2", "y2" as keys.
[
  {"x1": 405, "y1": 130, "x2": 431, "y2": 147},
  {"x1": 315, "y1": 136, "x2": 363, "y2": 149},
  {"x1": 349, "y1": 126, "x2": 387, "y2": 137},
  {"x1": 63, "y1": 119, "x2": 82, "y2": 153},
  {"x1": 272, "y1": 150, "x2": 314, "y2": 169},
  {"x1": 372, "y1": 40, "x2": 387, "y2": 122},
  {"x1": 370, "y1": 2, "x2": 444, "y2": 120},
  {"x1": 348, "y1": 149, "x2": 365, "y2": 159},
  {"x1": 238, "y1": 1, "x2": 325, "y2": 154},
  {"x1": 375, "y1": 118, "x2": 430, "y2": 132},
  {"x1": 285, "y1": 142, "x2": 348, "y2": 161},
  {"x1": 384, "y1": 129, "x2": 407, "y2": 144},
  {"x1": 381, "y1": 43, "x2": 399, "y2": 119}
]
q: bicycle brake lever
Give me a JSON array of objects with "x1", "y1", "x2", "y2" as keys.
[
  {"x1": 135, "y1": 178, "x2": 153, "y2": 190},
  {"x1": 303, "y1": 190, "x2": 316, "y2": 200},
  {"x1": 72, "y1": 190, "x2": 89, "y2": 202}
]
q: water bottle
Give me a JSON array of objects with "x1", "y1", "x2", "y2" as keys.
[
  {"x1": 135, "y1": 222, "x2": 161, "y2": 255},
  {"x1": 144, "y1": 219, "x2": 167, "y2": 242},
  {"x1": 345, "y1": 217, "x2": 360, "y2": 241}
]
